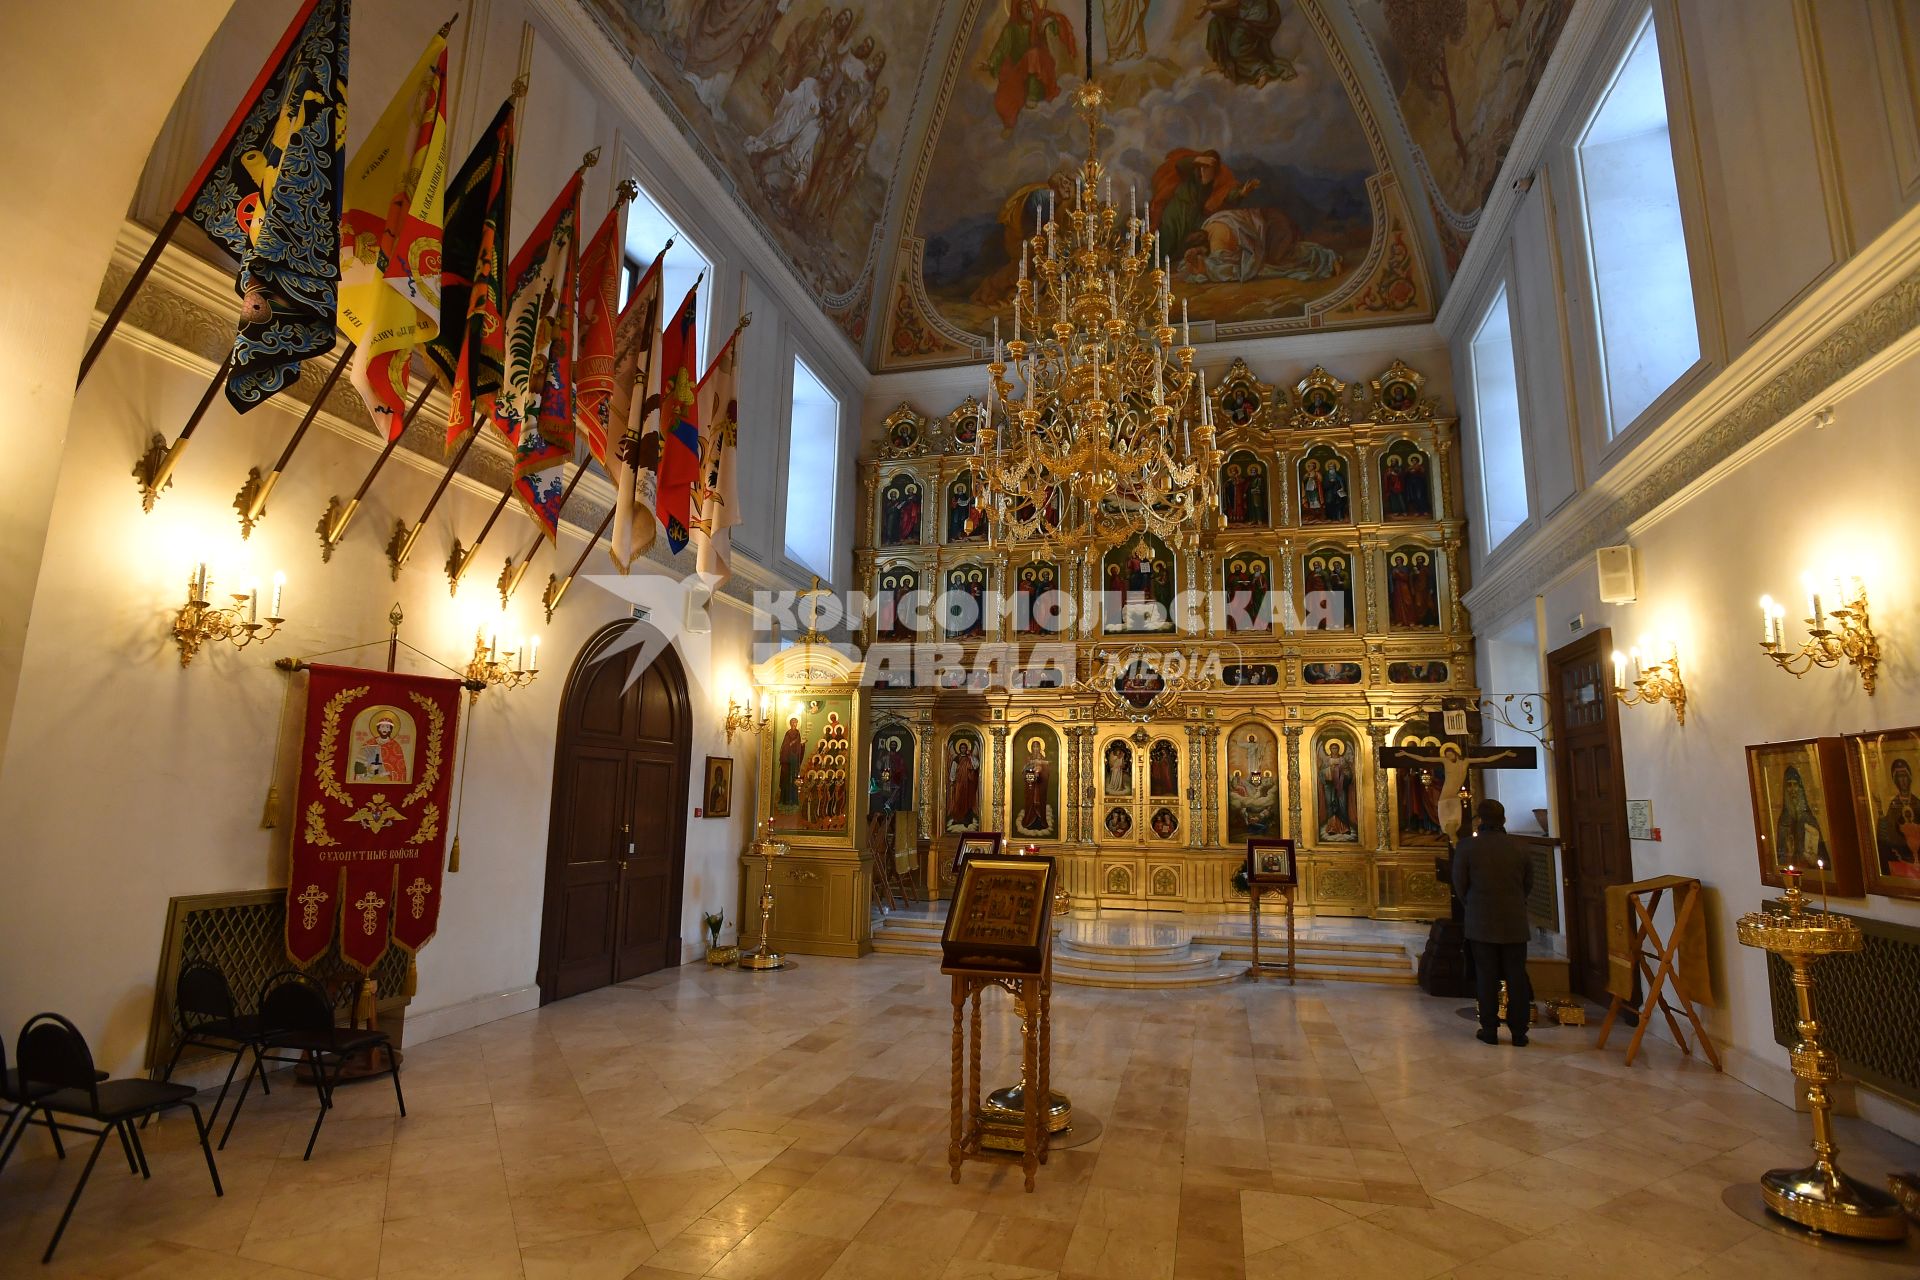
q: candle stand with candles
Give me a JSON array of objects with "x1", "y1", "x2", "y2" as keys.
[{"x1": 1736, "y1": 868, "x2": 1909, "y2": 1241}]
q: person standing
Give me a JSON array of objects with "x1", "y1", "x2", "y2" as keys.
[{"x1": 1452, "y1": 799, "x2": 1535, "y2": 1045}]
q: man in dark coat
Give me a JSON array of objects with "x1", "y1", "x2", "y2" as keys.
[{"x1": 1452, "y1": 799, "x2": 1535, "y2": 1045}]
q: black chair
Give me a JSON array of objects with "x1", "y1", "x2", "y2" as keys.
[
  {"x1": 0, "y1": 1029, "x2": 120, "y2": 1176},
  {"x1": 10, "y1": 1013, "x2": 221, "y2": 1263},
  {"x1": 156, "y1": 959, "x2": 277, "y2": 1130},
  {"x1": 219, "y1": 971, "x2": 404, "y2": 1160}
]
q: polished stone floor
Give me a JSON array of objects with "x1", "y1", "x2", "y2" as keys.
[{"x1": 2, "y1": 947, "x2": 1917, "y2": 1279}]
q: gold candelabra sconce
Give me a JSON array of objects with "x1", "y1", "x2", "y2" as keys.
[
  {"x1": 1759, "y1": 576, "x2": 1880, "y2": 695},
  {"x1": 464, "y1": 629, "x2": 538, "y2": 700},
  {"x1": 1611, "y1": 640, "x2": 1687, "y2": 726},
  {"x1": 723, "y1": 689, "x2": 772, "y2": 746},
  {"x1": 173, "y1": 563, "x2": 287, "y2": 668}
]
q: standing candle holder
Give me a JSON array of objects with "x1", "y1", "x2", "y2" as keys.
[
  {"x1": 739, "y1": 820, "x2": 792, "y2": 972},
  {"x1": 1735, "y1": 869, "x2": 1908, "y2": 1240}
]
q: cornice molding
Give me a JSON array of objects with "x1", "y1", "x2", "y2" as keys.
[{"x1": 1463, "y1": 205, "x2": 1920, "y2": 626}]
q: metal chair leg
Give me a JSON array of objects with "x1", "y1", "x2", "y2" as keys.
[
  {"x1": 203, "y1": 1043, "x2": 249, "y2": 1130},
  {"x1": 126, "y1": 1120, "x2": 152, "y2": 1178},
  {"x1": 115, "y1": 1119, "x2": 140, "y2": 1175},
  {"x1": 0, "y1": 1105, "x2": 29, "y2": 1174},
  {"x1": 41, "y1": 1128, "x2": 111, "y2": 1263},
  {"x1": 301, "y1": 1054, "x2": 331, "y2": 1161},
  {"x1": 41, "y1": 1108, "x2": 66, "y2": 1159},
  {"x1": 387, "y1": 1047, "x2": 406, "y2": 1118},
  {"x1": 217, "y1": 1047, "x2": 261, "y2": 1150},
  {"x1": 184, "y1": 1102, "x2": 222, "y2": 1196}
]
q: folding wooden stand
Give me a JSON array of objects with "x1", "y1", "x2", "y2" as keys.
[{"x1": 1596, "y1": 877, "x2": 1721, "y2": 1069}]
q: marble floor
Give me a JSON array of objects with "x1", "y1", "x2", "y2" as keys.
[{"x1": 2, "y1": 948, "x2": 1916, "y2": 1279}]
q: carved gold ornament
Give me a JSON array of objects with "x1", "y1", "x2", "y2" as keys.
[{"x1": 348, "y1": 793, "x2": 405, "y2": 835}]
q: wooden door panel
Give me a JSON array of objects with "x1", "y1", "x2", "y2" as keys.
[
  {"x1": 541, "y1": 627, "x2": 691, "y2": 1003},
  {"x1": 1549, "y1": 630, "x2": 1632, "y2": 1002}
]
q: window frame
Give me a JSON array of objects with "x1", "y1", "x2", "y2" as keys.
[
  {"x1": 1558, "y1": 3, "x2": 1713, "y2": 469},
  {"x1": 1464, "y1": 270, "x2": 1534, "y2": 559},
  {"x1": 780, "y1": 349, "x2": 844, "y2": 586}
]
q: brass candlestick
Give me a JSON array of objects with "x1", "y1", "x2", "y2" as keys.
[
  {"x1": 1735, "y1": 870, "x2": 1907, "y2": 1240},
  {"x1": 740, "y1": 821, "x2": 790, "y2": 971}
]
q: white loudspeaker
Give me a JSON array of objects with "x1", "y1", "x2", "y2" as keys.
[{"x1": 1596, "y1": 545, "x2": 1638, "y2": 604}]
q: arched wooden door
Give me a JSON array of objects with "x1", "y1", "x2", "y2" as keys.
[{"x1": 538, "y1": 624, "x2": 691, "y2": 1003}]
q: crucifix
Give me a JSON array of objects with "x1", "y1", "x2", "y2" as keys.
[
  {"x1": 796, "y1": 575, "x2": 832, "y2": 644},
  {"x1": 1378, "y1": 704, "x2": 1539, "y2": 997}
]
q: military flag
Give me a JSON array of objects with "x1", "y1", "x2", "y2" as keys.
[
  {"x1": 690, "y1": 329, "x2": 742, "y2": 586},
  {"x1": 654, "y1": 284, "x2": 703, "y2": 554},
  {"x1": 337, "y1": 28, "x2": 449, "y2": 439},
  {"x1": 571, "y1": 189, "x2": 637, "y2": 470},
  {"x1": 491, "y1": 172, "x2": 582, "y2": 542},
  {"x1": 426, "y1": 95, "x2": 517, "y2": 452},
  {"x1": 608, "y1": 254, "x2": 668, "y2": 572},
  {"x1": 180, "y1": 0, "x2": 349, "y2": 414}
]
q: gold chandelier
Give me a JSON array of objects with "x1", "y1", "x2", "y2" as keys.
[{"x1": 977, "y1": 81, "x2": 1219, "y2": 547}]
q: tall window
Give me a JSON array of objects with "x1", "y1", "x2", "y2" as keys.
[
  {"x1": 784, "y1": 355, "x2": 840, "y2": 581},
  {"x1": 1470, "y1": 284, "x2": 1529, "y2": 550},
  {"x1": 622, "y1": 182, "x2": 712, "y2": 353},
  {"x1": 1576, "y1": 10, "x2": 1698, "y2": 436}
]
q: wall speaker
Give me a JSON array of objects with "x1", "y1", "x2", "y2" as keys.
[{"x1": 1596, "y1": 545, "x2": 1638, "y2": 604}]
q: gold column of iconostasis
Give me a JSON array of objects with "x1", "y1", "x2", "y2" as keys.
[
  {"x1": 748, "y1": 641, "x2": 875, "y2": 957},
  {"x1": 849, "y1": 359, "x2": 1481, "y2": 921}
]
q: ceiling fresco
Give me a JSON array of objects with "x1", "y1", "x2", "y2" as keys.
[{"x1": 578, "y1": 0, "x2": 1575, "y2": 368}]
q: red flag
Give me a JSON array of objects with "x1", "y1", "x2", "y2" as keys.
[
  {"x1": 492, "y1": 174, "x2": 581, "y2": 541},
  {"x1": 572, "y1": 197, "x2": 629, "y2": 470},
  {"x1": 656, "y1": 285, "x2": 702, "y2": 554}
]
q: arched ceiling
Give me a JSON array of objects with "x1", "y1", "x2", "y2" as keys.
[{"x1": 580, "y1": 0, "x2": 1574, "y2": 370}]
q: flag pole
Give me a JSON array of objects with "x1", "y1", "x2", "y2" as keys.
[
  {"x1": 316, "y1": 374, "x2": 439, "y2": 561},
  {"x1": 78, "y1": 0, "x2": 329, "y2": 388},
  {"x1": 447, "y1": 488, "x2": 513, "y2": 595},
  {"x1": 235, "y1": 342, "x2": 357, "y2": 536},
  {"x1": 544, "y1": 506, "x2": 616, "y2": 622},
  {"x1": 498, "y1": 461, "x2": 590, "y2": 607},
  {"x1": 134, "y1": 353, "x2": 236, "y2": 512},
  {"x1": 385, "y1": 423, "x2": 480, "y2": 580}
]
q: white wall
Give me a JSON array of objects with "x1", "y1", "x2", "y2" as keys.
[
  {"x1": 0, "y1": 0, "x2": 850, "y2": 1075},
  {"x1": 1441, "y1": 0, "x2": 1920, "y2": 1114}
]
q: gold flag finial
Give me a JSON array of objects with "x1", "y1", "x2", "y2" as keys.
[
  {"x1": 616, "y1": 177, "x2": 640, "y2": 204},
  {"x1": 578, "y1": 146, "x2": 602, "y2": 172},
  {"x1": 510, "y1": 75, "x2": 530, "y2": 100},
  {"x1": 437, "y1": 12, "x2": 460, "y2": 36}
]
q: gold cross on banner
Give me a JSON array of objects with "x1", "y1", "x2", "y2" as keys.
[
  {"x1": 297, "y1": 883, "x2": 329, "y2": 931},
  {"x1": 405, "y1": 876, "x2": 433, "y2": 920},
  {"x1": 353, "y1": 891, "x2": 388, "y2": 935}
]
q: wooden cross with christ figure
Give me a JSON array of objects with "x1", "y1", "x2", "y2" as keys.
[
  {"x1": 1378, "y1": 704, "x2": 1539, "y2": 843},
  {"x1": 1378, "y1": 703, "x2": 1540, "y2": 997}
]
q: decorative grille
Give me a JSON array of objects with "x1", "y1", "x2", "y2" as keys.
[
  {"x1": 1765, "y1": 901, "x2": 1920, "y2": 1105},
  {"x1": 144, "y1": 889, "x2": 412, "y2": 1074}
]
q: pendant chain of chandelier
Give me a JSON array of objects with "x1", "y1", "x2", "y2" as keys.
[{"x1": 976, "y1": 81, "x2": 1221, "y2": 548}]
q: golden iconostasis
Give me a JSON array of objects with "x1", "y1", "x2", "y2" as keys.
[{"x1": 851, "y1": 359, "x2": 1476, "y2": 919}]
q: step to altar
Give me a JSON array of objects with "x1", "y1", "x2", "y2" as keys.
[{"x1": 868, "y1": 910, "x2": 1420, "y2": 988}]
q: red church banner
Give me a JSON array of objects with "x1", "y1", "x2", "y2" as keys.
[{"x1": 287, "y1": 664, "x2": 463, "y2": 970}]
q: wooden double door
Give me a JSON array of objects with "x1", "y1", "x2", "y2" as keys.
[
  {"x1": 539, "y1": 625, "x2": 690, "y2": 1003},
  {"x1": 1547, "y1": 629, "x2": 1633, "y2": 1001}
]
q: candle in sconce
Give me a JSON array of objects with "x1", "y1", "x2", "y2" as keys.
[
  {"x1": 248, "y1": 583, "x2": 259, "y2": 624},
  {"x1": 192, "y1": 562, "x2": 208, "y2": 602},
  {"x1": 271, "y1": 571, "x2": 285, "y2": 619},
  {"x1": 1629, "y1": 648, "x2": 1643, "y2": 683},
  {"x1": 528, "y1": 635, "x2": 539, "y2": 670},
  {"x1": 1759, "y1": 596, "x2": 1774, "y2": 646},
  {"x1": 488, "y1": 632, "x2": 498, "y2": 663},
  {"x1": 1611, "y1": 649, "x2": 1628, "y2": 689},
  {"x1": 1182, "y1": 298, "x2": 1190, "y2": 347},
  {"x1": 515, "y1": 641, "x2": 525, "y2": 675},
  {"x1": 1804, "y1": 573, "x2": 1823, "y2": 629}
]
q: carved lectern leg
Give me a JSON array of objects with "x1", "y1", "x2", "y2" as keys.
[
  {"x1": 949, "y1": 981, "x2": 965, "y2": 1184},
  {"x1": 1022, "y1": 980, "x2": 1040, "y2": 1192}
]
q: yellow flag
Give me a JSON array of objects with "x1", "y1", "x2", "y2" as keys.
[{"x1": 337, "y1": 33, "x2": 450, "y2": 439}]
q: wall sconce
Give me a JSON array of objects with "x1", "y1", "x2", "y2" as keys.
[
  {"x1": 174, "y1": 564, "x2": 286, "y2": 667},
  {"x1": 465, "y1": 629, "x2": 538, "y2": 700},
  {"x1": 1612, "y1": 640, "x2": 1687, "y2": 725},
  {"x1": 725, "y1": 690, "x2": 772, "y2": 745},
  {"x1": 1760, "y1": 576, "x2": 1880, "y2": 695}
]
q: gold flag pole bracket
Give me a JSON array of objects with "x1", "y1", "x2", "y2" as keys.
[
  {"x1": 136, "y1": 355, "x2": 234, "y2": 511},
  {"x1": 235, "y1": 341, "x2": 355, "y2": 538},
  {"x1": 497, "y1": 556, "x2": 533, "y2": 609},
  {"x1": 385, "y1": 518, "x2": 419, "y2": 582},
  {"x1": 542, "y1": 574, "x2": 571, "y2": 624}
]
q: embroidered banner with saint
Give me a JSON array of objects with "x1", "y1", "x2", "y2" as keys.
[{"x1": 286, "y1": 664, "x2": 462, "y2": 970}]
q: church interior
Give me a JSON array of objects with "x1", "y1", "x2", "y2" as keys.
[{"x1": 6, "y1": 0, "x2": 1920, "y2": 1274}]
